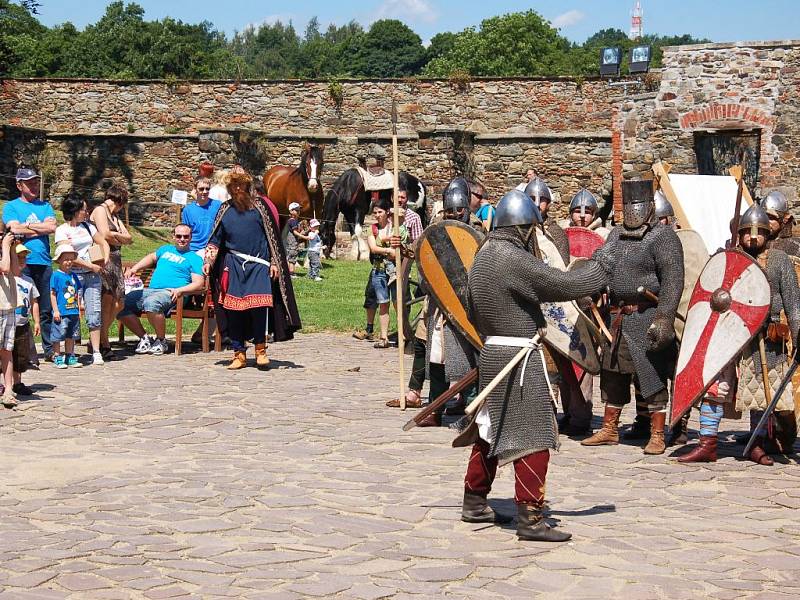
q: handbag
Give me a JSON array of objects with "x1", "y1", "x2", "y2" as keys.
[{"x1": 81, "y1": 222, "x2": 105, "y2": 264}]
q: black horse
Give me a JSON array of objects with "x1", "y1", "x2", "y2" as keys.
[{"x1": 320, "y1": 170, "x2": 427, "y2": 256}]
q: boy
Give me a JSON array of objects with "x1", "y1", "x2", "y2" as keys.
[
  {"x1": 13, "y1": 244, "x2": 40, "y2": 396},
  {"x1": 0, "y1": 232, "x2": 20, "y2": 408},
  {"x1": 284, "y1": 202, "x2": 305, "y2": 277},
  {"x1": 307, "y1": 219, "x2": 323, "y2": 281},
  {"x1": 50, "y1": 244, "x2": 82, "y2": 369}
]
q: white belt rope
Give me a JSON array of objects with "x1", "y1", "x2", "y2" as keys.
[
  {"x1": 484, "y1": 335, "x2": 552, "y2": 391},
  {"x1": 230, "y1": 250, "x2": 271, "y2": 272}
]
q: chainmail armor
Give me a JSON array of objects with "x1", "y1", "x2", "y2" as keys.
[
  {"x1": 771, "y1": 236, "x2": 800, "y2": 257},
  {"x1": 468, "y1": 228, "x2": 608, "y2": 462},
  {"x1": 544, "y1": 218, "x2": 570, "y2": 265},
  {"x1": 592, "y1": 223, "x2": 684, "y2": 398}
]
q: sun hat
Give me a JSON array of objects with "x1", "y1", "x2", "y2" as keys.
[
  {"x1": 309, "y1": 218, "x2": 320, "y2": 228},
  {"x1": 288, "y1": 202, "x2": 301, "y2": 211},
  {"x1": 15, "y1": 244, "x2": 30, "y2": 255},
  {"x1": 54, "y1": 244, "x2": 78, "y2": 260}
]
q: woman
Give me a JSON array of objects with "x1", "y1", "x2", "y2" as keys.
[
  {"x1": 55, "y1": 196, "x2": 111, "y2": 365},
  {"x1": 90, "y1": 184, "x2": 132, "y2": 359},
  {"x1": 204, "y1": 172, "x2": 300, "y2": 369}
]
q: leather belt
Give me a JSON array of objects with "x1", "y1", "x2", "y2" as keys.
[{"x1": 608, "y1": 301, "x2": 655, "y2": 365}]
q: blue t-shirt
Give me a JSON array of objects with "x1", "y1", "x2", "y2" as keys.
[
  {"x1": 149, "y1": 245, "x2": 204, "y2": 290},
  {"x1": 50, "y1": 270, "x2": 81, "y2": 316},
  {"x1": 181, "y1": 199, "x2": 222, "y2": 251},
  {"x1": 475, "y1": 204, "x2": 496, "y2": 230},
  {"x1": 2, "y1": 198, "x2": 56, "y2": 265}
]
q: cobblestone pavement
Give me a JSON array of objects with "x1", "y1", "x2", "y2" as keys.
[{"x1": 1, "y1": 333, "x2": 799, "y2": 600}]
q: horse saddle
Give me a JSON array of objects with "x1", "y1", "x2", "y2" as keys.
[
  {"x1": 357, "y1": 166, "x2": 395, "y2": 192},
  {"x1": 368, "y1": 166, "x2": 386, "y2": 176}
]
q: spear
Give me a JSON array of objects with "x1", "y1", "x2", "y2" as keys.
[
  {"x1": 391, "y1": 100, "x2": 407, "y2": 410},
  {"x1": 729, "y1": 153, "x2": 747, "y2": 248}
]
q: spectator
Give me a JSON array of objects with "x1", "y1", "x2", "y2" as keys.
[
  {"x1": 515, "y1": 168, "x2": 538, "y2": 191},
  {"x1": 55, "y1": 196, "x2": 110, "y2": 366},
  {"x1": 209, "y1": 169, "x2": 231, "y2": 203},
  {"x1": 307, "y1": 219, "x2": 323, "y2": 281},
  {"x1": 50, "y1": 244, "x2": 82, "y2": 369},
  {"x1": 0, "y1": 232, "x2": 20, "y2": 407},
  {"x1": 469, "y1": 180, "x2": 495, "y2": 231},
  {"x1": 90, "y1": 184, "x2": 133, "y2": 359},
  {"x1": 182, "y1": 177, "x2": 222, "y2": 256},
  {"x1": 3, "y1": 168, "x2": 57, "y2": 361},
  {"x1": 118, "y1": 224, "x2": 205, "y2": 356},
  {"x1": 397, "y1": 190, "x2": 422, "y2": 243},
  {"x1": 12, "y1": 244, "x2": 39, "y2": 397},
  {"x1": 284, "y1": 202, "x2": 306, "y2": 277}
]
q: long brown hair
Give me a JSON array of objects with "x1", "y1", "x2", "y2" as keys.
[{"x1": 227, "y1": 172, "x2": 254, "y2": 212}]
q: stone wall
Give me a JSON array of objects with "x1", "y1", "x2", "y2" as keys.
[{"x1": 617, "y1": 40, "x2": 800, "y2": 213}]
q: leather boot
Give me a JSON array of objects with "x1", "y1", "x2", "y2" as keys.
[
  {"x1": 581, "y1": 405, "x2": 622, "y2": 446},
  {"x1": 622, "y1": 415, "x2": 651, "y2": 440},
  {"x1": 748, "y1": 438, "x2": 774, "y2": 466},
  {"x1": 461, "y1": 491, "x2": 513, "y2": 524},
  {"x1": 668, "y1": 412, "x2": 690, "y2": 447},
  {"x1": 644, "y1": 412, "x2": 667, "y2": 455},
  {"x1": 677, "y1": 435, "x2": 718, "y2": 463},
  {"x1": 417, "y1": 412, "x2": 440, "y2": 427},
  {"x1": 255, "y1": 343, "x2": 270, "y2": 368},
  {"x1": 516, "y1": 504, "x2": 571, "y2": 542},
  {"x1": 227, "y1": 350, "x2": 247, "y2": 370}
]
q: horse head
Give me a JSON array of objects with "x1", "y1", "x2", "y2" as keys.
[{"x1": 301, "y1": 142, "x2": 325, "y2": 194}]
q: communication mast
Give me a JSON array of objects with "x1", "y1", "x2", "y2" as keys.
[{"x1": 630, "y1": 1, "x2": 643, "y2": 40}]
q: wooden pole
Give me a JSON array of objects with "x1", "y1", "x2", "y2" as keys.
[{"x1": 391, "y1": 101, "x2": 406, "y2": 410}]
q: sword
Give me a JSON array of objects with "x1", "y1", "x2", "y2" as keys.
[
  {"x1": 637, "y1": 286, "x2": 686, "y2": 322},
  {"x1": 743, "y1": 356, "x2": 799, "y2": 457},
  {"x1": 402, "y1": 368, "x2": 477, "y2": 431}
]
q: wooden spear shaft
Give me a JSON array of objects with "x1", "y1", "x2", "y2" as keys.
[{"x1": 391, "y1": 101, "x2": 406, "y2": 410}]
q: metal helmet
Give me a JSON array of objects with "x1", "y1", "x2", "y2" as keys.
[
  {"x1": 760, "y1": 190, "x2": 789, "y2": 220},
  {"x1": 568, "y1": 188, "x2": 599, "y2": 217},
  {"x1": 523, "y1": 177, "x2": 552, "y2": 207},
  {"x1": 442, "y1": 176, "x2": 470, "y2": 212},
  {"x1": 654, "y1": 189, "x2": 674, "y2": 219},
  {"x1": 494, "y1": 189, "x2": 543, "y2": 228},
  {"x1": 621, "y1": 179, "x2": 655, "y2": 229},
  {"x1": 738, "y1": 203, "x2": 771, "y2": 238}
]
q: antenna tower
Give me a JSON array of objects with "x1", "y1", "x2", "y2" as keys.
[{"x1": 630, "y1": 1, "x2": 643, "y2": 40}]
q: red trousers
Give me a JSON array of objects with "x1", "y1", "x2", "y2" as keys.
[{"x1": 464, "y1": 439, "x2": 549, "y2": 506}]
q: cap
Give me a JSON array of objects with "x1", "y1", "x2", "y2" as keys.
[
  {"x1": 16, "y1": 168, "x2": 40, "y2": 181},
  {"x1": 15, "y1": 244, "x2": 30, "y2": 255},
  {"x1": 54, "y1": 244, "x2": 78, "y2": 260},
  {"x1": 309, "y1": 218, "x2": 320, "y2": 228},
  {"x1": 288, "y1": 202, "x2": 301, "y2": 211}
]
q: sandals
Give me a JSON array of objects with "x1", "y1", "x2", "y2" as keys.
[
  {"x1": 386, "y1": 390, "x2": 422, "y2": 408},
  {"x1": 373, "y1": 338, "x2": 390, "y2": 349},
  {"x1": 748, "y1": 445, "x2": 774, "y2": 466}
]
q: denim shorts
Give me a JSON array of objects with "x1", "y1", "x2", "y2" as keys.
[
  {"x1": 118, "y1": 288, "x2": 175, "y2": 317},
  {"x1": 51, "y1": 314, "x2": 81, "y2": 342},
  {"x1": 370, "y1": 267, "x2": 397, "y2": 305},
  {"x1": 75, "y1": 271, "x2": 102, "y2": 330}
]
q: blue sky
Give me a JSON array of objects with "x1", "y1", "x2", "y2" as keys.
[{"x1": 35, "y1": 1, "x2": 798, "y2": 44}]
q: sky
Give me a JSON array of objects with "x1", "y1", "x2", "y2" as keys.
[{"x1": 34, "y1": 0, "x2": 799, "y2": 45}]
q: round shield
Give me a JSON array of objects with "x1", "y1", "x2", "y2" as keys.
[
  {"x1": 566, "y1": 227, "x2": 606, "y2": 261},
  {"x1": 671, "y1": 249, "x2": 771, "y2": 425},
  {"x1": 675, "y1": 229, "x2": 709, "y2": 341}
]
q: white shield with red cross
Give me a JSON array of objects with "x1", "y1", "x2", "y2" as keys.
[{"x1": 671, "y1": 249, "x2": 770, "y2": 425}]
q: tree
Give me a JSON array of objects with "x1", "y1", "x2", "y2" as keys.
[
  {"x1": 352, "y1": 19, "x2": 425, "y2": 78},
  {"x1": 0, "y1": 0, "x2": 47, "y2": 75},
  {"x1": 426, "y1": 32, "x2": 457, "y2": 63}
]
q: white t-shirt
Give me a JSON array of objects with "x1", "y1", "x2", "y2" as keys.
[
  {"x1": 15, "y1": 274, "x2": 40, "y2": 327},
  {"x1": 55, "y1": 222, "x2": 97, "y2": 272}
]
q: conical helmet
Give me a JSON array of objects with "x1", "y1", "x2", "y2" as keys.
[
  {"x1": 523, "y1": 177, "x2": 552, "y2": 206},
  {"x1": 442, "y1": 176, "x2": 470, "y2": 212},
  {"x1": 568, "y1": 188, "x2": 598, "y2": 216},
  {"x1": 760, "y1": 190, "x2": 789, "y2": 220},
  {"x1": 654, "y1": 189, "x2": 674, "y2": 219},
  {"x1": 495, "y1": 189, "x2": 542, "y2": 228},
  {"x1": 738, "y1": 203, "x2": 770, "y2": 237}
]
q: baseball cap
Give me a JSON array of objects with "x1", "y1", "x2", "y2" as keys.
[
  {"x1": 309, "y1": 218, "x2": 320, "y2": 228},
  {"x1": 16, "y1": 168, "x2": 40, "y2": 181},
  {"x1": 54, "y1": 244, "x2": 77, "y2": 260},
  {"x1": 15, "y1": 244, "x2": 30, "y2": 255},
  {"x1": 288, "y1": 202, "x2": 301, "y2": 211}
]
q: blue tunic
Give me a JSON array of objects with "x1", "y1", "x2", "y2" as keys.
[{"x1": 210, "y1": 207, "x2": 272, "y2": 310}]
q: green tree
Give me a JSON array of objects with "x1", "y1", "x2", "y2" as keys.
[
  {"x1": 0, "y1": 0, "x2": 47, "y2": 75},
  {"x1": 352, "y1": 19, "x2": 425, "y2": 78},
  {"x1": 425, "y1": 32, "x2": 457, "y2": 63}
]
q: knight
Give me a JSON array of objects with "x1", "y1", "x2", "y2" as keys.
[
  {"x1": 762, "y1": 190, "x2": 800, "y2": 256},
  {"x1": 460, "y1": 189, "x2": 608, "y2": 541},
  {"x1": 568, "y1": 188, "x2": 600, "y2": 229},
  {"x1": 582, "y1": 179, "x2": 684, "y2": 455},
  {"x1": 654, "y1": 189, "x2": 678, "y2": 229},
  {"x1": 732, "y1": 203, "x2": 800, "y2": 464},
  {"x1": 524, "y1": 177, "x2": 570, "y2": 264}
]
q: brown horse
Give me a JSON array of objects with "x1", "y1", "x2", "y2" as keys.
[{"x1": 262, "y1": 143, "x2": 325, "y2": 226}]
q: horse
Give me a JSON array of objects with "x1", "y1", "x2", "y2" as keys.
[
  {"x1": 320, "y1": 169, "x2": 427, "y2": 257},
  {"x1": 262, "y1": 143, "x2": 325, "y2": 226}
]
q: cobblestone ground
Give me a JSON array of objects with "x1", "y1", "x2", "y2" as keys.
[{"x1": 1, "y1": 333, "x2": 799, "y2": 600}]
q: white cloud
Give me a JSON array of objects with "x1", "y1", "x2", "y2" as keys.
[
  {"x1": 374, "y1": 0, "x2": 438, "y2": 24},
  {"x1": 552, "y1": 9, "x2": 585, "y2": 28}
]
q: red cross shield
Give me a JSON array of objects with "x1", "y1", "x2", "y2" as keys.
[
  {"x1": 566, "y1": 227, "x2": 606, "y2": 261},
  {"x1": 671, "y1": 249, "x2": 770, "y2": 425}
]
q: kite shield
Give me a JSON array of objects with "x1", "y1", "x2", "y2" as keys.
[
  {"x1": 676, "y1": 229, "x2": 710, "y2": 341},
  {"x1": 671, "y1": 249, "x2": 770, "y2": 425},
  {"x1": 566, "y1": 227, "x2": 606, "y2": 261}
]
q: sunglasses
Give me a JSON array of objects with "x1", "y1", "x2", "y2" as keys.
[
  {"x1": 197, "y1": 187, "x2": 210, "y2": 192},
  {"x1": 174, "y1": 234, "x2": 191, "y2": 239}
]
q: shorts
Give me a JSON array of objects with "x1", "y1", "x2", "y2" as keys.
[
  {"x1": 118, "y1": 288, "x2": 175, "y2": 317},
  {"x1": 12, "y1": 323, "x2": 31, "y2": 373},
  {"x1": 51, "y1": 314, "x2": 81, "y2": 342},
  {"x1": 370, "y1": 267, "x2": 397, "y2": 306},
  {"x1": 101, "y1": 252, "x2": 125, "y2": 299},
  {"x1": 0, "y1": 309, "x2": 15, "y2": 351},
  {"x1": 75, "y1": 271, "x2": 102, "y2": 330},
  {"x1": 284, "y1": 236, "x2": 299, "y2": 264}
]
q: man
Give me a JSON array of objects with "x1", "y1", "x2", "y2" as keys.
[
  {"x1": 461, "y1": 189, "x2": 608, "y2": 541},
  {"x1": 762, "y1": 190, "x2": 799, "y2": 256},
  {"x1": 654, "y1": 190, "x2": 678, "y2": 228},
  {"x1": 397, "y1": 189, "x2": 422, "y2": 243},
  {"x1": 118, "y1": 224, "x2": 205, "y2": 356},
  {"x1": 524, "y1": 177, "x2": 569, "y2": 264},
  {"x1": 514, "y1": 168, "x2": 538, "y2": 191},
  {"x1": 583, "y1": 179, "x2": 684, "y2": 455},
  {"x1": 3, "y1": 168, "x2": 57, "y2": 360},
  {"x1": 182, "y1": 177, "x2": 222, "y2": 255},
  {"x1": 469, "y1": 180, "x2": 495, "y2": 231}
]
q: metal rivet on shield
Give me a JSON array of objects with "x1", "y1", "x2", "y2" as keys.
[{"x1": 710, "y1": 288, "x2": 732, "y2": 313}]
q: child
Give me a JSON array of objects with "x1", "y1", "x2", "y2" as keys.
[
  {"x1": 0, "y1": 232, "x2": 20, "y2": 408},
  {"x1": 307, "y1": 219, "x2": 323, "y2": 281},
  {"x1": 284, "y1": 202, "x2": 303, "y2": 277},
  {"x1": 12, "y1": 244, "x2": 40, "y2": 396},
  {"x1": 50, "y1": 244, "x2": 82, "y2": 369}
]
